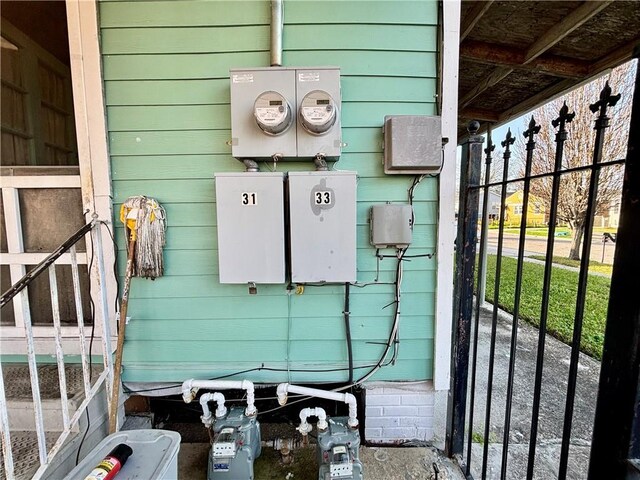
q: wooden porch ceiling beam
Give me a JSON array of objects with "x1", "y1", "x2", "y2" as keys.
[
  {"x1": 460, "y1": 0, "x2": 494, "y2": 41},
  {"x1": 497, "y1": 78, "x2": 576, "y2": 123},
  {"x1": 458, "y1": 1, "x2": 611, "y2": 112},
  {"x1": 460, "y1": 41, "x2": 589, "y2": 79},
  {"x1": 459, "y1": 107, "x2": 499, "y2": 122},
  {"x1": 459, "y1": 66, "x2": 513, "y2": 109},
  {"x1": 589, "y1": 36, "x2": 640, "y2": 75},
  {"x1": 523, "y1": 1, "x2": 613, "y2": 63}
]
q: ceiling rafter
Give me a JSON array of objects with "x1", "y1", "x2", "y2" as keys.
[
  {"x1": 589, "y1": 35, "x2": 640, "y2": 74},
  {"x1": 523, "y1": 1, "x2": 613, "y2": 63},
  {"x1": 459, "y1": 0, "x2": 613, "y2": 110},
  {"x1": 460, "y1": 0, "x2": 494, "y2": 41}
]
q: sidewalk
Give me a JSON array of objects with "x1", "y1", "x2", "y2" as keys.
[{"x1": 466, "y1": 305, "x2": 600, "y2": 479}]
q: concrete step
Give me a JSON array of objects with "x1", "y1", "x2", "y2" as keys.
[
  {"x1": 0, "y1": 431, "x2": 63, "y2": 480},
  {"x1": 0, "y1": 372, "x2": 119, "y2": 480},
  {"x1": 2, "y1": 363, "x2": 101, "y2": 431}
]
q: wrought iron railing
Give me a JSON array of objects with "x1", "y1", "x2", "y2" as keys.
[
  {"x1": 0, "y1": 218, "x2": 114, "y2": 480},
  {"x1": 447, "y1": 57, "x2": 639, "y2": 480}
]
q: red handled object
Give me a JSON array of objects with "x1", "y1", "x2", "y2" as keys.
[{"x1": 83, "y1": 444, "x2": 133, "y2": 480}]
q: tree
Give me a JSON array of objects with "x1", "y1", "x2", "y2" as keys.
[{"x1": 513, "y1": 60, "x2": 635, "y2": 260}]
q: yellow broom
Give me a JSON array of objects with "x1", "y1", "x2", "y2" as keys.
[{"x1": 109, "y1": 196, "x2": 166, "y2": 433}]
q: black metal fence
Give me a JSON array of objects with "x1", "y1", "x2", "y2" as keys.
[{"x1": 447, "y1": 51, "x2": 640, "y2": 480}]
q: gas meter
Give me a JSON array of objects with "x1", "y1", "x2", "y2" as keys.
[
  {"x1": 253, "y1": 91, "x2": 293, "y2": 135},
  {"x1": 299, "y1": 90, "x2": 338, "y2": 135},
  {"x1": 317, "y1": 417, "x2": 363, "y2": 480},
  {"x1": 208, "y1": 407, "x2": 261, "y2": 480}
]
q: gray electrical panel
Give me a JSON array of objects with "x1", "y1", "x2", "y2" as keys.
[
  {"x1": 230, "y1": 68, "x2": 297, "y2": 159},
  {"x1": 296, "y1": 67, "x2": 342, "y2": 159},
  {"x1": 288, "y1": 171, "x2": 356, "y2": 283},
  {"x1": 383, "y1": 115, "x2": 442, "y2": 174},
  {"x1": 229, "y1": 66, "x2": 341, "y2": 160},
  {"x1": 370, "y1": 204, "x2": 413, "y2": 248},
  {"x1": 215, "y1": 172, "x2": 285, "y2": 284}
]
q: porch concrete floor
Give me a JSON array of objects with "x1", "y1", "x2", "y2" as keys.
[
  {"x1": 465, "y1": 305, "x2": 600, "y2": 479},
  {"x1": 178, "y1": 442, "x2": 466, "y2": 480}
]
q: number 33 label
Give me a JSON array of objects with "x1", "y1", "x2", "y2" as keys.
[
  {"x1": 314, "y1": 191, "x2": 332, "y2": 205},
  {"x1": 241, "y1": 192, "x2": 257, "y2": 205}
]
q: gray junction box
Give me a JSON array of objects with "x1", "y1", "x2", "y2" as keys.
[
  {"x1": 370, "y1": 204, "x2": 413, "y2": 248},
  {"x1": 215, "y1": 172, "x2": 285, "y2": 284},
  {"x1": 383, "y1": 115, "x2": 442, "y2": 174},
  {"x1": 288, "y1": 171, "x2": 357, "y2": 283}
]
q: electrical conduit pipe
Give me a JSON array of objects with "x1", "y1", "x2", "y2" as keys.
[
  {"x1": 276, "y1": 383, "x2": 358, "y2": 428},
  {"x1": 182, "y1": 379, "x2": 257, "y2": 416},
  {"x1": 298, "y1": 407, "x2": 328, "y2": 436},
  {"x1": 199, "y1": 392, "x2": 228, "y2": 427}
]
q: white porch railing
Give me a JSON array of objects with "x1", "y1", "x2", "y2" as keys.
[{"x1": 0, "y1": 219, "x2": 115, "y2": 480}]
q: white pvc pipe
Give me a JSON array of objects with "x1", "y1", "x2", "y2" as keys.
[
  {"x1": 199, "y1": 392, "x2": 227, "y2": 426},
  {"x1": 276, "y1": 383, "x2": 358, "y2": 428},
  {"x1": 182, "y1": 379, "x2": 256, "y2": 416},
  {"x1": 298, "y1": 407, "x2": 328, "y2": 435}
]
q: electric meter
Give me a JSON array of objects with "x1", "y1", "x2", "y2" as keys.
[
  {"x1": 299, "y1": 90, "x2": 337, "y2": 135},
  {"x1": 253, "y1": 91, "x2": 293, "y2": 135}
]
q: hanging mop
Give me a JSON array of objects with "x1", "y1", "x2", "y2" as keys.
[{"x1": 109, "y1": 196, "x2": 166, "y2": 433}]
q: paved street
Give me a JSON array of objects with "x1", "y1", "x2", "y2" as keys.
[{"x1": 486, "y1": 231, "x2": 615, "y2": 265}]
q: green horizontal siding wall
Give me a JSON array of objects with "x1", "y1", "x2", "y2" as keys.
[{"x1": 100, "y1": 0, "x2": 439, "y2": 384}]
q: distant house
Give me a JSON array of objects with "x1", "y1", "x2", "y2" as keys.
[
  {"x1": 478, "y1": 189, "x2": 502, "y2": 221},
  {"x1": 595, "y1": 200, "x2": 621, "y2": 228},
  {"x1": 504, "y1": 190, "x2": 546, "y2": 227}
]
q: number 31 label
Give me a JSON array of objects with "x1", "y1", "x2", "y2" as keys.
[
  {"x1": 241, "y1": 192, "x2": 257, "y2": 205},
  {"x1": 314, "y1": 191, "x2": 332, "y2": 205}
]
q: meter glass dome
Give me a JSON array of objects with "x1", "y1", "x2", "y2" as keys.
[
  {"x1": 253, "y1": 91, "x2": 293, "y2": 135},
  {"x1": 299, "y1": 90, "x2": 337, "y2": 135}
]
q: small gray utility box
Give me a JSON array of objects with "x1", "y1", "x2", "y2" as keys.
[
  {"x1": 383, "y1": 115, "x2": 442, "y2": 174},
  {"x1": 288, "y1": 171, "x2": 356, "y2": 283},
  {"x1": 370, "y1": 204, "x2": 413, "y2": 248},
  {"x1": 215, "y1": 172, "x2": 285, "y2": 284}
]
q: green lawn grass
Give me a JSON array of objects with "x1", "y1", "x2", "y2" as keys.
[
  {"x1": 483, "y1": 255, "x2": 610, "y2": 360},
  {"x1": 502, "y1": 227, "x2": 571, "y2": 237},
  {"x1": 529, "y1": 255, "x2": 613, "y2": 276},
  {"x1": 500, "y1": 226, "x2": 617, "y2": 237}
]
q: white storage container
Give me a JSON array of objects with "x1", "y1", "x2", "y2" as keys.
[{"x1": 67, "y1": 429, "x2": 181, "y2": 480}]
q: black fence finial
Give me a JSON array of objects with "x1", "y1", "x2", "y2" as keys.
[
  {"x1": 524, "y1": 116, "x2": 541, "y2": 151},
  {"x1": 552, "y1": 101, "x2": 575, "y2": 130},
  {"x1": 590, "y1": 80, "x2": 621, "y2": 114},
  {"x1": 501, "y1": 128, "x2": 515, "y2": 150}
]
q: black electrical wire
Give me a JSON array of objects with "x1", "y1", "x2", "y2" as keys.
[
  {"x1": 76, "y1": 220, "x2": 120, "y2": 465},
  {"x1": 76, "y1": 227, "x2": 97, "y2": 465},
  {"x1": 122, "y1": 362, "x2": 398, "y2": 395},
  {"x1": 343, "y1": 282, "x2": 354, "y2": 384}
]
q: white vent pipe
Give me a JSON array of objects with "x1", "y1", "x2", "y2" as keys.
[
  {"x1": 199, "y1": 392, "x2": 228, "y2": 426},
  {"x1": 270, "y1": 0, "x2": 284, "y2": 66},
  {"x1": 298, "y1": 407, "x2": 328, "y2": 435},
  {"x1": 182, "y1": 379, "x2": 257, "y2": 416},
  {"x1": 276, "y1": 383, "x2": 358, "y2": 428}
]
